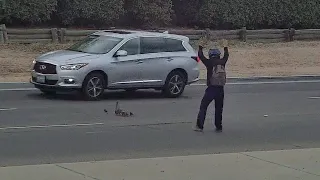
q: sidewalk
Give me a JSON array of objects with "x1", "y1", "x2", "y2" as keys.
[{"x1": 1, "y1": 148, "x2": 319, "y2": 180}]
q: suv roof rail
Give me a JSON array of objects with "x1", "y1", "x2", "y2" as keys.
[{"x1": 102, "y1": 30, "x2": 132, "y2": 34}]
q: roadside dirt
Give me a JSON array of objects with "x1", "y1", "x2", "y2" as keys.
[
  {"x1": 0, "y1": 43, "x2": 71, "y2": 82},
  {"x1": 1, "y1": 41, "x2": 320, "y2": 82}
]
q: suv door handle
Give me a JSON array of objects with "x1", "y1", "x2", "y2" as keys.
[
  {"x1": 167, "y1": 58, "x2": 174, "y2": 62},
  {"x1": 135, "y1": 60, "x2": 143, "y2": 64}
]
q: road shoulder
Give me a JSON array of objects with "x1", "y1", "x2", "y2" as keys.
[
  {"x1": 1, "y1": 75, "x2": 320, "y2": 91},
  {"x1": 1, "y1": 148, "x2": 319, "y2": 180}
]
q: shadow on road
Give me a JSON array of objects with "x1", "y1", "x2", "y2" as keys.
[{"x1": 26, "y1": 90, "x2": 191, "y2": 101}]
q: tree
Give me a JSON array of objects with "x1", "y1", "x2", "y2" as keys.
[
  {"x1": 1, "y1": 0, "x2": 57, "y2": 24},
  {"x1": 56, "y1": 0, "x2": 125, "y2": 27},
  {"x1": 0, "y1": 0, "x2": 5, "y2": 18},
  {"x1": 124, "y1": 0, "x2": 173, "y2": 28},
  {"x1": 172, "y1": 0, "x2": 201, "y2": 27},
  {"x1": 0, "y1": 0, "x2": 5, "y2": 11},
  {"x1": 199, "y1": 0, "x2": 320, "y2": 29}
]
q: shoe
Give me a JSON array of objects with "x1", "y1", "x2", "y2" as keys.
[
  {"x1": 215, "y1": 127, "x2": 223, "y2": 132},
  {"x1": 193, "y1": 126, "x2": 203, "y2": 132}
]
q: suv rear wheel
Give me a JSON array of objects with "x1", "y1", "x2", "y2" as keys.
[
  {"x1": 162, "y1": 71, "x2": 187, "y2": 98},
  {"x1": 82, "y1": 73, "x2": 105, "y2": 101}
]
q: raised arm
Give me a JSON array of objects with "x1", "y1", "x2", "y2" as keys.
[
  {"x1": 212, "y1": 47, "x2": 229, "y2": 66},
  {"x1": 222, "y1": 47, "x2": 229, "y2": 62},
  {"x1": 198, "y1": 46, "x2": 210, "y2": 67}
]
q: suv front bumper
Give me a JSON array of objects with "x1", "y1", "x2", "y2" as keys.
[{"x1": 30, "y1": 71, "x2": 82, "y2": 90}]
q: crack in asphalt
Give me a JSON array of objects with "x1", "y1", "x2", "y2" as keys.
[
  {"x1": 55, "y1": 164, "x2": 102, "y2": 180},
  {"x1": 110, "y1": 121, "x2": 192, "y2": 128},
  {"x1": 238, "y1": 152, "x2": 320, "y2": 177}
]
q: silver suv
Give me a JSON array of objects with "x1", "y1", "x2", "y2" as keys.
[{"x1": 31, "y1": 30, "x2": 200, "y2": 100}]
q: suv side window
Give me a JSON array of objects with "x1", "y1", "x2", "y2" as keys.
[
  {"x1": 164, "y1": 38, "x2": 186, "y2": 52},
  {"x1": 119, "y1": 38, "x2": 140, "y2": 55},
  {"x1": 141, "y1": 37, "x2": 166, "y2": 54}
]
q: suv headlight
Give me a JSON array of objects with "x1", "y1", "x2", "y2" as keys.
[
  {"x1": 60, "y1": 63, "x2": 88, "y2": 70},
  {"x1": 32, "y1": 59, "x2": 37, "y2": 70}
]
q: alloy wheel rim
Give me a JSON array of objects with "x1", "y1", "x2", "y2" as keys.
[
  {"x1": 87, "y1": 77, "x2": 103, "y2": 98},
  {"x1": 168, "y1": 75, "x2": 184, "y2": 95}
]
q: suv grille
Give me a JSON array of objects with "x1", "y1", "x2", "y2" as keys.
[
  {"x1": 34, "y1": 62, "x2": 57, "y2": 74},
  {"x1": 32, "y1": 77, "x2": 58, "y2": 85}
]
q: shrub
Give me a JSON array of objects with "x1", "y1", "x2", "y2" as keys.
[
  {"x1": 199, "y1": 0, "x2": 320, "y2": 29},
  {"x1": 1, "y1": 0, "x2": 57, "y2": 24},
  {"x1": 2, "y1": 0, "x2": 320, "y2": 29},
  {"x1": 124, "y1": 0, "x2": 173, "y2": 28},
  {"x1": 172, "y1": 0, "x2": 201, "y2": 27},
  {"x1": 56, "y1": 0, "x2": 124, "y2": 27}
]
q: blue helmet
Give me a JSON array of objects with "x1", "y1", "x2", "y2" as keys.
[{"x1": 208, "y1": 49, "x2": 221, "y2": 58}]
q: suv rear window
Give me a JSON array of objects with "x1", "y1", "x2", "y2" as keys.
[
  {"x1": 165, "y1": 38, "x2": 186, "y2": 52},
  {"x1": 141, "y1": 37, "x2": 186, "y2": 54},
  {"x1": 141, "y1": 37, "x2": 165, "y2": 54}
]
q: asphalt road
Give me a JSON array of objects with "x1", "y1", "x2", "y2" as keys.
[{"x1": 0, "y1": 81, "x2": 320, "y2": 167}]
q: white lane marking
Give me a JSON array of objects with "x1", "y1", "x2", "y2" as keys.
[
  {"x1": 0, "y1": 88, "x2": 37, "y2": 91},
  {"x1": 308, "y1": 97, "x2": 320, "y2": 99},
  {"x1": 0, "y1": 75, "x2": 320, "y2": 84},
  {"x1": 0, "y1": 80, "x2": 319, "y2": 91},
  {"x1": 0, "y1": 108, "x2": 18, "y2": 111},
  {"x1": 191, "y1": 80, "x2": 320, "y2": 86},
  {"x1": 86, "y1": 131, "x2": 105, "y2": 134},
  {"x1": 0, "y1": 123, "x2": 104, "y2": 131},
  {"x1": 0, "y1": 82, "x2": 29, "y2": 84},
  {"x1": 228, "y1": 75, "x2": 320, "y2": 79}
]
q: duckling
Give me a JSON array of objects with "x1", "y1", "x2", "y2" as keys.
[{"x1": 115, "y1": 101, "x2": 134, "y2": 117}]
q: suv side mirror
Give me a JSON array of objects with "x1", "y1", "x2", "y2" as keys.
[{"x1": 115, "y1": 50, "x2": 128, "y2": 57}]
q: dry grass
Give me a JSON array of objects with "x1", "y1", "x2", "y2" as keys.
[
  {"x1": 1, "y1": 40, "x2": 320, "y2": 82},
  {"x1": 0, "y1": 43, "x2": 72, "y2": 82},
  {"x1": 197, "y1": 39, "x2": 320, "y2": 78}
]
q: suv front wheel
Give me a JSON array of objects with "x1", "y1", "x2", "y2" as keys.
[
  {"x1": 162, "y1": 71, "x2": 187, "y2": 98},
  {"x1": 82, "y1": 73, "x2": 105, "y2": 101}
]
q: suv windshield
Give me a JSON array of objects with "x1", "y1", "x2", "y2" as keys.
[{"x1": 68, "y1": 35, "x2": 123, "y2": 54}]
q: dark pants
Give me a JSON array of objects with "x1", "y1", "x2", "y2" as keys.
[{"x1": 197, "y1": 86, "x2": 224, "y2": 129}]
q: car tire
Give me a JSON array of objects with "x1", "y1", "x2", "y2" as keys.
[
  {"x1": 162, "y1": 71, "x2": 187, "y2": 98},
  {"x1": 82, "y1": 73, "x2": 106, "y2": 101},
  {"x1": 40, "y1": 89, "x2": 56, "y2": 95}
]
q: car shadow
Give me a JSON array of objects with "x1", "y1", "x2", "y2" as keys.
[{"x1": 27, "y1": 90, "x2": 191, "y2": 101}]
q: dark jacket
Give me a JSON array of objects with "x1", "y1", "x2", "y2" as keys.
[{"x1": 198, "y1": 47, "x2": 229, "y2": 86}]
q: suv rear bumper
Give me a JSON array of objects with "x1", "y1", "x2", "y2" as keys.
[{"x1": 188, "y1": 78, "x2": 199, "y2": 85}]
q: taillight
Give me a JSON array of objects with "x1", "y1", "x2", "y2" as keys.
[{"x1": 191, "y1": 56, "x2": 200, "y2": 63}]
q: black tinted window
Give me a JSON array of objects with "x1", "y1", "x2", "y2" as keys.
[
  {"x1": 119, "y1": 38, "x2": 139, "y2": 55},
  {"x1": 141, "y1": 37, "x2": 186, "y2": 54},
  {"x1": 68, "y1": 35, "x2": 122, "y2": 54},
  {"x1": 165, "y1": 38, "x2": 186, "y2": 52},
  {"x1": 141, "y1": 37, "x2": 166, "y2": 54}
]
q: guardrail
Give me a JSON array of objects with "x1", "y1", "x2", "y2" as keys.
[{"x1": 1, "y1": 24, "x2": 320, "y2": 44}]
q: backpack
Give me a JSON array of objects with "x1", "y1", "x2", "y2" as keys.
[{"x1": 210, "y1": 65, "x2": 226, "y2": 86}]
